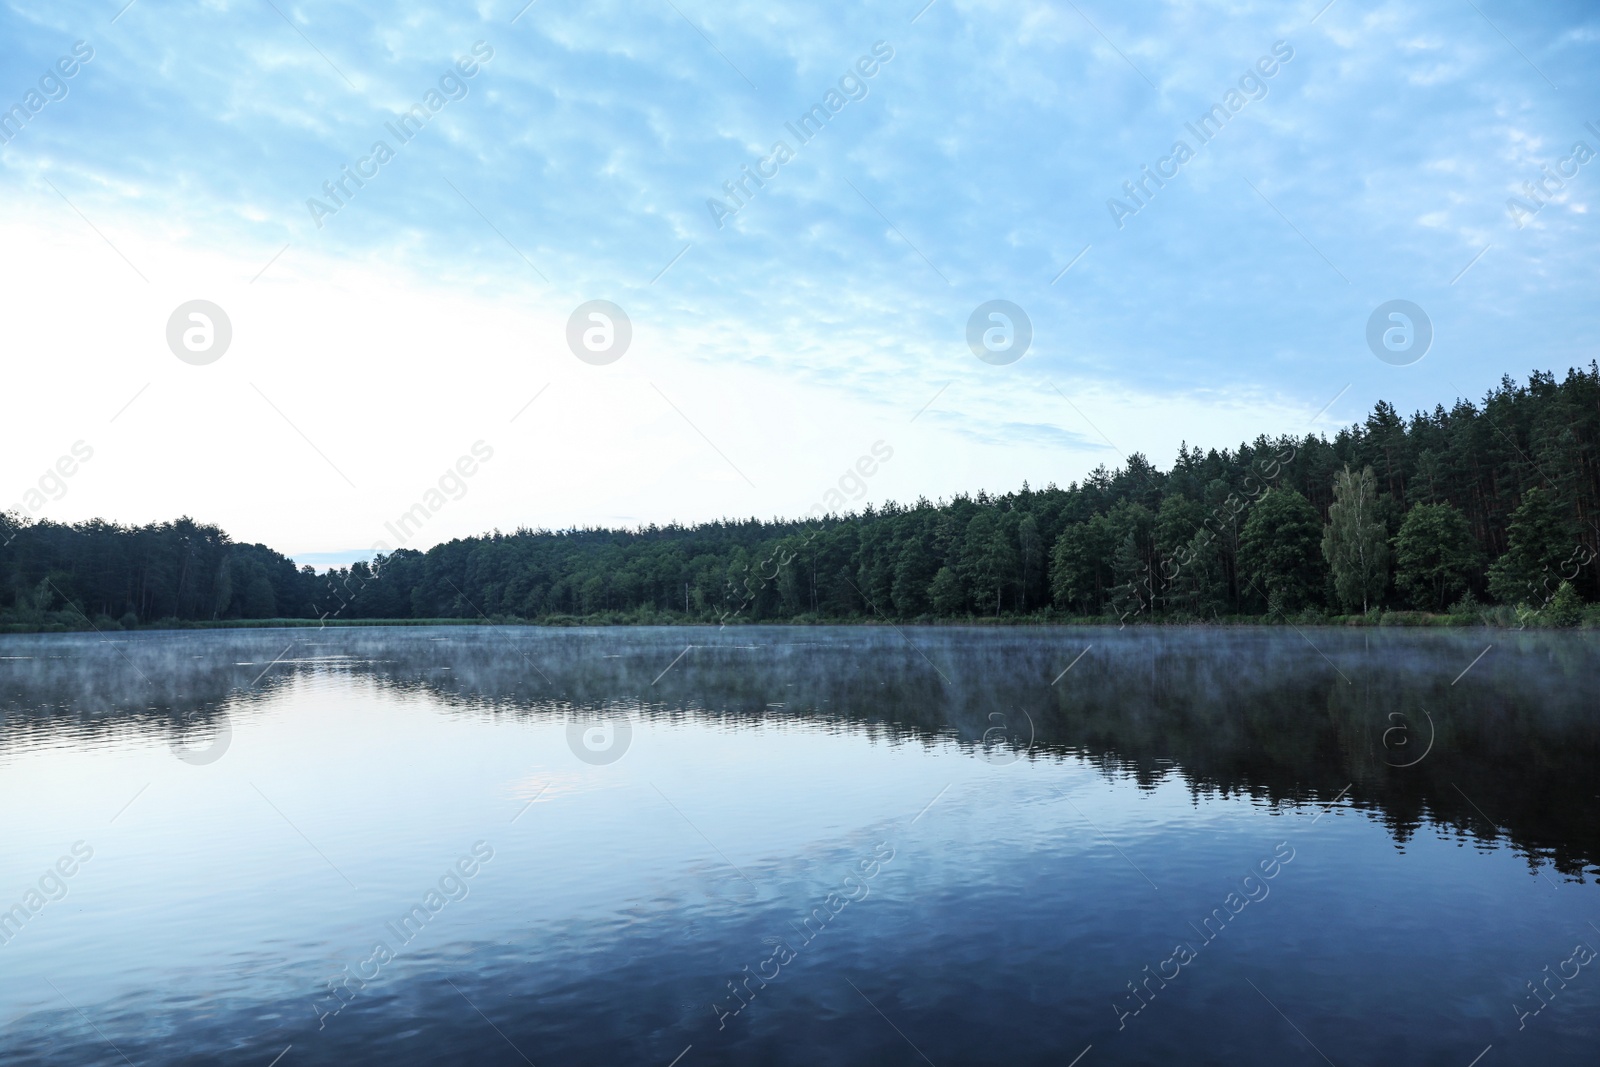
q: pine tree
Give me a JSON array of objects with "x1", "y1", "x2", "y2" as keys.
[
  {"x1": 1487, "y1": 487, "x2": 1579, "y2": 605},
  {"x1": 1017, "y1": 513, "x2": 1044, "y2": 611},
  {"x1": 1103, "y1": 503, "x2": 1155, "y2": 620},
  {"x1": 1168, "y1": 527, "x2": 1227, "y2": 618},
  {"x1": 1108, "y1": 530, "x2": 1152, "y2": 622}
]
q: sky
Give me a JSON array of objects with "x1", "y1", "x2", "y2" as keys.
[{"x1": 1, "y1": 0, "x2": 1596, "y2": 564}]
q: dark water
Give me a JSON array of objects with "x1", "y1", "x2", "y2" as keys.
[{"x1": 1, "y1": 625, "x2": 1596, "y2": 1066}]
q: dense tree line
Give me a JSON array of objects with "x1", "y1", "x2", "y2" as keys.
[{"x1": 4, "y1": 366, "x2": 1598, "y2": 630}]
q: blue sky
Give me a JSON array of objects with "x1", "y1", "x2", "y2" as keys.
[{"x1": 2, "y1": 0, "x2": 1597, "y2": 558}]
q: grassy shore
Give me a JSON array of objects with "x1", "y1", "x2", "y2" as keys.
[{"x1": 3, "y1": 606, "x2": 1597, "y2": 635}]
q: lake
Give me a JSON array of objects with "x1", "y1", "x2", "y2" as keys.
[{"x1": 1, "y1": 625, "x2": 1596, "y2": 1065}]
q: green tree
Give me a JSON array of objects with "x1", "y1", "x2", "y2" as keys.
[
  {"x1": 990, "y1": 511, "x2": 1025, "y2": 613},
  {"x1": 1321, "y1": 465, "x2": 1388, "y2": 613},
  {"x1": 11, "y1": 367, "x2": 1600, "y2": 631},
  {"x1": 1050, "y1": 517, "x2": 1113, "y2": 614},
  {"x1": 212, "y1": 555, "x2": 235, "y2": 619},
  {"x1": 1201, "y1": 477, "x2": 1246, "y2": 612},
  {"x1": 1106, "y1": 502, "x2": 1155, "y2": 621},
  {"x1": 1108, "y1": 531, "x2": 1152, "y2": 622},
  {"x1": 955, "y1": 512, "x2": 1019, "y2": 614},
  {"x1": 1238, "y1": 489, "x2": 1326, "y2": 612},
  {"x1": 1155, "y1": 495, "x2": 1204, "y2": 564},
  {"x1": 1167, "y1": 527, "x2": 1227, "y2": 618},
  {"x1": 890, "y1": 535, "x2": 936, "y2": 616},
  {"x1": 243, "y1": 573, "x2": 277, "y2": 618},
  {"x1": 1392, "y1": 503, "x2": 1479, "y2": 610},
  {"x1": 1544, "y1": 580, "x2": 1583, "y2": 627},
  {"x1": 1017, "y1": 513, "x2": 1045, "y2": 611},
  {"x1": 927, "y1": 566, "x2": 966, "y2": 615},
  {"x1": 1487, "y1": 487, "x2": 1578, "y2": 605}
]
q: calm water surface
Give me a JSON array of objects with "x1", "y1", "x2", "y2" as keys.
[{"x1": 1, "y1": 625, "x2": 1597, "y2": 1065}]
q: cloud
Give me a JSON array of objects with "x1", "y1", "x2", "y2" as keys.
[{"x1": 1, "y1": 0, "x2": 1596, "y2": 547}]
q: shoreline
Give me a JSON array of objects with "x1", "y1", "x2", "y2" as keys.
[{"x1": 2, "y1": 611, "x2": 1594, "y2": 635}]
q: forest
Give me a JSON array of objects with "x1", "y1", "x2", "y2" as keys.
[{"x1": 3, "y1": 366, "x2": 1598, "y2": 632}]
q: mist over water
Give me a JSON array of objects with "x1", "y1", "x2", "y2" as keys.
[{"x1": 2, "y1": 626, "x2": 1597, "y2": 1065}]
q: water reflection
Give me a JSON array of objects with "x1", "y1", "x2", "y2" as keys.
[{"x1": 3, "y1": 625, "x2": 1596, "y2": 877}]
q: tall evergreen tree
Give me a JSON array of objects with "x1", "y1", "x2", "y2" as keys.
[
  {"x1": 1487, "y1": 487, "x2": 1580, "y2": 605},
  {"x1": 1017, "y1": 513, "x2": 1045, "y2": 611},
  {"x1": 1168, "y1": 527, "x2": 1227, "y2": 618}
]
